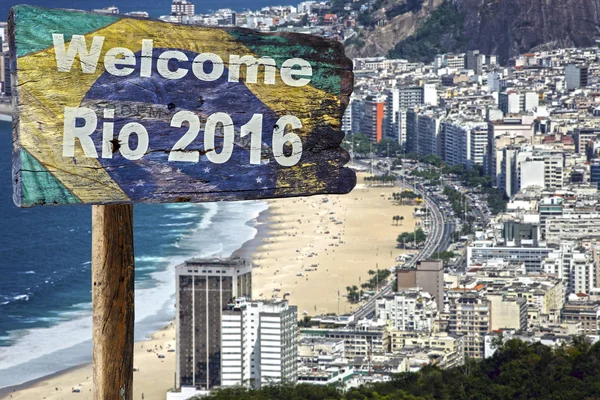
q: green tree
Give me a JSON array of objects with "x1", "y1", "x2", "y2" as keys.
[
  {"x1": 349, "y1": 133, "x2": 372, "y2": 157},
  {"x1": 387, "y1": 2, "x2": 468, "y2": 63},
  {"x1": 375, "y1": 138, "x2": 402, "y2": 157}
]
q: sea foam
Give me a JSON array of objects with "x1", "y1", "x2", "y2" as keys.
[{"x1": 0, "y1": 200, "x2": 268, "y2": 390}]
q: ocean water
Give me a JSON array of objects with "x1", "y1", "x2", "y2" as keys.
[
  {"x1": 0, "y1": 120, "x2": 267, "y2": 388},
  {"x1": 0, "y1": 0, "x2": 298, "y2": 20}
]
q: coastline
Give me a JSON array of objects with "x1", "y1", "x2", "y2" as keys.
[
  {"x1": 232, "y1": 207, "x2": 271, "y2": 259},
  {"x1": 0, "y1": 364, "x2": 88, "y2": 399},
  {"x1": 0, "y1": 202, "x2": 272, "y2": 400},
  {"x1": 0, "y1": 173, "x2": 419, "y2": 399}
]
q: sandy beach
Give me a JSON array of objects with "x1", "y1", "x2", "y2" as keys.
[
  {"x1": 0, "y1": 172, "x2": 419, "y2": 400},
  {"x1": 251, "y1": 172, "x2": 418, "y2": 316},
  {"x1": 0, "y1": 323, "x2": 177, "y2": 400}
]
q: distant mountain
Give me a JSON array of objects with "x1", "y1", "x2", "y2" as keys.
[{"x1": 346, "y1": 0, "x2": 600, "y2": 65}]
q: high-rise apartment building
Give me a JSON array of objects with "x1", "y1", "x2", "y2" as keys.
[
  {"x1": 176, "y1": 258, "x2": 252, "y2": 390},
  {"x1": 487, "y1": 71, "x2": 506, "y2": 92},
  {"x1": 443, "y1": 119, "x2": 487, "y2": 169},
  {"x1": 437, "y1": 53, "x2": 465, "y2": 70},
  {"x1": 505, "y1": 149, "x2": 564, "y2": 193},
  {"x1": 469, "y1": 125, "x2": 488, "y2": 168},
  {"x1": 2, "y1": 53, "x2": 10, "y2": 96},
  {"x1": 397, "y1": 260, "x2": 444, "y2": 311},
  {"x1": 415, "y1": 110, "x2": 442, "y2": 158},
  {"x1": 397, "y1": 87, "x2": 426, "y2": 148},
  {"x1": 498, "y1": 91, "x2": 539, "y2": 115},
  {"x1": 351, "y1": 98, "x2": 365, "y2": 135},
  {"x1": 172, "y1": 0, "x2": 195, "y2": 15},
  {"x1": 561, "y1": 302, "x2": 600, "y2": 334},
  {"x1": 449, "y1": 294, "x2": 491, "y2": 359},
  {"x1": 405, "y1": 108, "x2": 418, "y2": 153},
  {"x1": 384, "y1": 88, "x2": 399, "y2": 141},
  {"x1": 486, "y1": 293, "x2": 528, "y2": 331},
  {"x1": 591, "y1": 159, "x2": 600, "y2": 189},
  {"x1": 422, "y1": 83, "x2": 438, "y2": 106},
  {"x1": 364, "y1": 95, "x2": 386, "y2": 143},
  {"x1": 573, "y1": 127, "x2": 600, "y2": 158},
  {"x1": 416, "y1": 260, "x2": 444, "y2": 311},
  {"x1": 221, "y1": 298, "x2": 297, "y2": 389},
  {"x1": 466, "y1": 50, "x2": 483, "y2": 75},
  {"x1": 376, "y1": 289, "x2": 437, "y2": 331},
  {"x1": 398, "y1": 86, "x2": 424, "y2": 109},
  {"x1": 342, "y1": 101, "x2": 352, "y2": 135},
  {"x1": 487, "y1": 116, "x2": 535, "y2": 185},
  {"x1": 565, "y1": 64, "x2": 589, "y2": 90}
]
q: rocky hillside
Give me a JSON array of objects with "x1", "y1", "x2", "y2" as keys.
[
  {"x1": 457, "y1": 0, "x2": 600, "y2": 63},
  {"x1": 345, "y1": 0, "x2": 444, "y2": 58},
  {"x1": 349, "y1": 0, "x2": 600, "y2": 64}
]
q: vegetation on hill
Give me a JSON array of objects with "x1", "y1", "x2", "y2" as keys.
[
  {"x1": 387, "y1": 1, "x2": 467, "y2": 63},
  {"x1": 199, "y1": 337, "x2": 600, "y2": 400},
  {"x1": 385, "y1": 0, "x2": 425, "y2": 20}
]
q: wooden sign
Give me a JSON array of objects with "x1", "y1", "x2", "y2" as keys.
[{"x1": 9, "y1": 5, "x2": 355, "y2": 207}]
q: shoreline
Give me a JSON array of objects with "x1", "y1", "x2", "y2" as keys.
[
  {"x1": 0, "y1": 174, "x2": 418, "y2": 398},
  {"x1": 232, "y1": 206, "x2": 271, "y2": 259},
  {"x1": 0, "y1": 201, "x2": 272, "y2": 400},
  {"x1": 0, "y1": 363, "x2": 89, "y2": 399}
]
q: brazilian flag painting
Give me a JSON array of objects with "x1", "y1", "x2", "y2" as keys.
[{"x1": 9, "y1": 5, "x2": 355, "y2": 207}]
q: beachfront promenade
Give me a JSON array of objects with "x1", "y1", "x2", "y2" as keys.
[{"x1": 352, "y1": 167, "x2": 452, "y2": 321}]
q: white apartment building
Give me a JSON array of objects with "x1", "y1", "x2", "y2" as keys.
[
  {"x1": 468, "y1": 244, "x2": 552, "y2": 273},
  {"x1": 172, "y1": 0, "x2": 195, "y2": 15},
  {"x1": 501, "y1": 147, "x2": 564, "y2": 197},
  {"x1": 448, "y1": 294, "x2": 491, "y2": 359},
  {"x1": 342, "y1": 102, "x2": 352, "y2": 135},
  {"x1": 517, "y1": 152, "x2": 545, "y2": 189},
  {"x1": 443, "y1": 120, "x2": 468, "y2": 167},
  {"x1": 423, "y1": 83, "x2": 438, "y2": 106},
  {"x1": 487, "y1": 117, "x2": 534, "y2": 186},
  {"x1": 545, "y1": 214, "x2": 600, "y2": 245},
  {"x1": 542, "y1": 243, "x2": 599, "y2": 296},
  {"x1": 573, "y1": 252, "x2": 598, "y2": 295},
  {"x1": 443, "y1": 119, "x2": 487, "y2": 168},
  {"x1": 435, "y1": 53, "x2": 466, "y2": 71},
  {"x1": 375, "y1": 289, "x2": 438, "y2": 332},
  {"x1": 498, "y1": 91, "x2": 539, "y2": 115},
  {"x1": 396, "y1": 109, "x2": 408, "y2": 146},
  {"x1": 297, "y1": 1, "x2": 315, "y2": 14},
  {"x1": 221, "y1": 298, "x2": 298, "y2": 389},
  {"x1": 470, "y1": 125, "x2": 488, "y2": 168},
  {"x1": 416, "y1": 110, "x2": 442, "y2": 158}
]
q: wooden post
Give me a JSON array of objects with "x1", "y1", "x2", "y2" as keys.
[{"x1": 92, "y1": 204, "x2": 135, "y2": 400}]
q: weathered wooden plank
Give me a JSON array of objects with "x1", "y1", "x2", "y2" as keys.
[
  {"x1": 9, "y1": 5, "x2": 356, "y2": 207},
  {"x1": 92, "y1": 204, "x2": 135, "y2": 400}
]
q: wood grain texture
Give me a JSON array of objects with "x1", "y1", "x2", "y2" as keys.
[
  {"x1": 9, "y1": 6, "x2": 356, "y2": 207},
  {"x1": 92, "y1": 204, "x2": 134, "y2": 400}
]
